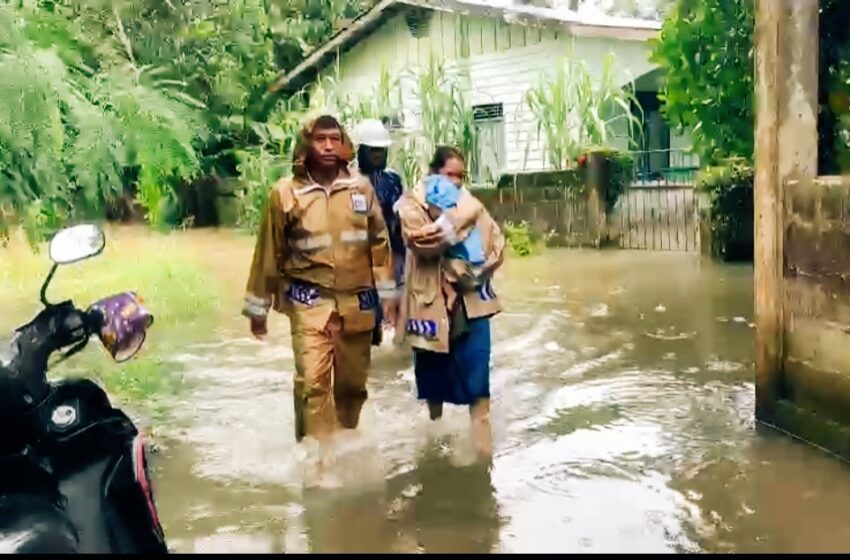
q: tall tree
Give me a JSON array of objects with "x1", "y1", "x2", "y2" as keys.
[{"x1": 649, "y1": 0, "x2": 755, "y2": 165}]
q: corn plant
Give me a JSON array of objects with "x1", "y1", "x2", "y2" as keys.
[
  {"x1": 312, "y1": 62, "x2": 402, "y2": 131},
  {"x1": 406, "y1": 56, "x2": 478, "y2": 183},
  {"x1": 388, "y1": 133, "x2": 425, "y2": 189},
  {"x1": 524, "y1": 49, "x2": 644, "y2": 171},
  {"x1": 303, "y1": 55, "x2": 482, "y2": 189},
  {"x1": 413, "y1": 56, "x2": 477, "y2": 168}
]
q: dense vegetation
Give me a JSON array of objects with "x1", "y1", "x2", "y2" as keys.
[
  {"x1": 0, "y1": 0, "x2": 376, "y2": 243},
  {"x1": 652, "y1": 0, "x2": 850, "y2": 261},
  {"x1": 652, "y1": 0, "x2": 850, "y2": 171}
]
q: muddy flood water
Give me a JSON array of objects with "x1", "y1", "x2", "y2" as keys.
[{"x1": 13, "y1": 229, "x2": 850, "y2": 553}]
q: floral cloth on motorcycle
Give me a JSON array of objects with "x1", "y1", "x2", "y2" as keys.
[{"x1": 89, "y1": 292, "x2": 153, "y2": 363}]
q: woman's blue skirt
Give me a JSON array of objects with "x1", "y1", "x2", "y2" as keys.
[{"x1": 413, "y1": 317, "x2": 491, "y2": 406}]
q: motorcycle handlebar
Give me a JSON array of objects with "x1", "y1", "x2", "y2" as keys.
[{"x1": 6, "y1": 291, "x2": 151, "y2": 396}]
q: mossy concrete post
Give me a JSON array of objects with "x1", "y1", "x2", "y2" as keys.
[
  {"x1": 754, "y1": 0, "x2": 819, "y2": 420},
  {"x1": 586, "y1": 152, "x2": 609, "y2": 248}
]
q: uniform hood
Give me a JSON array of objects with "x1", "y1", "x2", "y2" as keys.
[{"x1": 292, "y1": 113, "x2": 355, "y2": 182}]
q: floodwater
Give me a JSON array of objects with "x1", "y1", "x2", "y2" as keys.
[{"x1": 73, "y1": 232, "x2": 850, "y2": 552}]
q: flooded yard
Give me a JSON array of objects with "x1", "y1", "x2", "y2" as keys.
[{"x1": 6, "y1": 229, "x2": 850, "y2": 553}]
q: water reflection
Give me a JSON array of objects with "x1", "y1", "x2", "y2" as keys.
[
  {"x1": 80, "y1": 233, "x2": 850, "y2": 554},
  {"x1": 297, "y1": 445, "x2": 499, "y2": 553}
]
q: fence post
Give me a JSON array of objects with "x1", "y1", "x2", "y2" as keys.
[{"x1": 587, "y1": 152, "x2": 609, "y2": 248}]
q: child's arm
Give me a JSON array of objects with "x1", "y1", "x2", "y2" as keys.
[{"x1": 432, "y1": 188, "x2": 485, "y2": 246}]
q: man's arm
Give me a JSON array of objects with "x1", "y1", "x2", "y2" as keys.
[
  {"x1": 385, "y1": 170, "x2": 407, "y2": 287},
  {"x1": 242, "y1": 187, "x2": 286, "y2": 330},
  {"x1": 367, "y1": 186, "x2": 398, "y2": 302}
]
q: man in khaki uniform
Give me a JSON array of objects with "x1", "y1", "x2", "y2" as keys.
[{"x1": 242, "y1": 115, "x2": 397, "y2": 453}]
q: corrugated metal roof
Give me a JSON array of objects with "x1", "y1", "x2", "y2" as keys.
[{"x1": 270, "y1": 0, "x2": 661, "y2": 96}]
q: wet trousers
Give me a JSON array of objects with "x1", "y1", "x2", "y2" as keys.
[{"x1": 290, "y1": 307, "x2": 373, "y2": 442}]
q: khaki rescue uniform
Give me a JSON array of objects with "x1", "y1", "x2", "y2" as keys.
[
  {"x1": 243, "y1": 173, "x2": 395, "y2": 441},
  {"x1": 395, "y1": 183, "x2": 505, "y2": 353}
]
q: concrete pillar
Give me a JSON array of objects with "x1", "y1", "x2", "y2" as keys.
[{"x1": 754, "y1": 0, "x2": 819, "y2": 417}]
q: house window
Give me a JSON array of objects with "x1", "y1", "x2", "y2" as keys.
[{"x1": 472, "y1": 103, "x2": 505, "y2": 186}]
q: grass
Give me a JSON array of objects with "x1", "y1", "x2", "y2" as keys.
[{"x1": 0, "y1": 225, "x2": 223, "y2": 420}]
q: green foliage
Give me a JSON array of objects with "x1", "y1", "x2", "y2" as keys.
[
  {"x1": 392, "y1": 138, "x2": 423, "y2": 191},
  {"x1": 271, "y1": 0, "x2": 378, "y2": 74},
  {"x1": 524, "y1": 49, "x2": 643, "y2": 171},
  {"x1": 0, "y1": 2, "x2": 207, "y2": 243},
  {"x1": 0, "y1": 228, "x2": 221, "y2": 417},
  {"x1": 233, "y1": 96, "x2": 311, "y2": 231},
  {"x1": 649, "y1": 0, "x2": 754, "y2": 164},
  {"x1": 652, "y1": 0, "x2": 850, "y2": 173},
  {"x1": 828, "y1": 56, "x2": 850, "y2": 174},
  {"x1": 607, "y1": 151, "x2": 635, "y2": 208},
  {"x1": 1, "y1": 0, "x2": 383, "y2": 242},
  {"x1": 283, "y1": 54, "x2": 479, "y2": 195},
  {"x1": 819, "y1": 0, "x2": 850, "y2": 175},
  {"x1": 503, "y1": 220, "x2": 539, "y2": 258},
  {"x1": 696, "y1": 157, "x2": 754, "y2": 261},
  {"x1": 415, "y1": 57, "x2": 477, "y2": 169}
]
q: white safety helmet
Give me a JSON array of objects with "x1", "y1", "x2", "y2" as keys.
[{"x1": 354, "y1": 119, "x2": 392, "y2": 148}]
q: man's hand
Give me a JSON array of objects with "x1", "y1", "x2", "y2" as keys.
[
  {"x1": 381, "y1": 299, "x2": 398, "y2": 328},
  {"x1": 250, "y1": 316, "x2": 268, "y2": 340}
]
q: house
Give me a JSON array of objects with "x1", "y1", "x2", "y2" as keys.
[{"x1": 272, "y1": 0, "x2": 698, "y2": 186}]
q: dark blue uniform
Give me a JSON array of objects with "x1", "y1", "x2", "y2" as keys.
[
  {"x1": 363, "y1": 165, "x2": 405, "y2": 346},
  {"x1": 367, "y1": 167, "x2": 405, "y2": 286}
]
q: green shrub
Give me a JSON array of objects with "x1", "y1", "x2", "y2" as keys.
[
  {"x1": 504, "y1": 220, "x2": 539, "y2": 257},
  {"x1": 696, "y1": 157, "x2": 754, "y2": 262}
]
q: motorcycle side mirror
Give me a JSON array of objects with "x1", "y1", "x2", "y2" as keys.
[
  {"x1": 49, "y1": 224, "x2": 106, "y2": 265},
  {"x1": 41, "y1": 224, "x2": 106, "y2": 307}
]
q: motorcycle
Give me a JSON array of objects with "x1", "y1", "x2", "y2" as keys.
[{"x1": 0, "y1": 224, "x2": 168, "y2": 553}]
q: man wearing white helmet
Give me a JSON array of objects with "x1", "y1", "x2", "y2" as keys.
[{"x1": 354, "y1": 119, "x2": 406, "y2": 344}]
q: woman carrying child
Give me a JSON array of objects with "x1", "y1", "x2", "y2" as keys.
[{"x1": 394, "y1": 146, "x2": 506, "y2": 458}]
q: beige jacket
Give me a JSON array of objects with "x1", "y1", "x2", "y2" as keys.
[
  {"x1": 242, "y1": 172, "x2": 396, "y2": 332},
  {"x1": 395, "y1": 183, "x2": 505, "y2": 353}
]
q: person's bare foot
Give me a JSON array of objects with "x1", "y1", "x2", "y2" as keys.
[
  {"x1": 470, "y1": 399, "x2": 493, "y2": 459},
  {"x1": 427, "y1": 400, "x2": 443, "y2": 421}
]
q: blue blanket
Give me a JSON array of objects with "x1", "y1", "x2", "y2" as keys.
[{"x1": 423, "y1": 174, "x2": 485, "y2": 265}]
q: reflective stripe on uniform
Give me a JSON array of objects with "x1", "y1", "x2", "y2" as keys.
[
  {"x1": 477, "y1": 282, "x2": 497, "y2": 301},
  {"x1": 291, "y1": 234, "x2": 332, "y2": 251},
  {"x1": 375, "y1": 280, "x2": 398, "y2": 300},
  {"x1": 406, "y1": 319, "x2": 438, "y2": 339},
  {"x1": 340, "y1": 230, "x2": 369, "y2": 243},
  {"x1": 242, "y1": 294, "x2": 270, "y2": 318}
]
